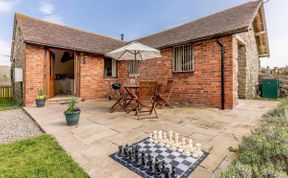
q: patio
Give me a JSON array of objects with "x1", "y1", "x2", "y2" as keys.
[{"x1": 23, "y1": 99, "x2": 279, "y2": 178}]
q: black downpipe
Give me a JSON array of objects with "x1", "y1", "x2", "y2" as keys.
[{"x1": 216, "y1": 38, "x2": 225, "y2": 110}]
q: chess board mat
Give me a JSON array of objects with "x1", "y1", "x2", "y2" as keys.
[{"x1": 110, "y1": 138, "x2": 209, "y2": 178}]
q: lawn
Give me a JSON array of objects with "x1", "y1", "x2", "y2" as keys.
[
  {"x1": 0, "y1": 99, "x2": 21, "y2": 111},
  {"x1": 0, "y1": 134, "x2": 89, "y2": 178},
  {"x1": 221, "y1": 98, "x2": 288, "y2": 177}
]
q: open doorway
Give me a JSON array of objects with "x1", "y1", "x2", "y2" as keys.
[
  {"x1": 237, "y1": 43, "x2": 247, "y2": 99},
  {"x1": 49, "y1": 49, "x2": 75, "y2": 97}
]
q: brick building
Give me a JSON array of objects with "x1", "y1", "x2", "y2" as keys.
[{"x1": 11, "y1": 1, "x2": 269, "y2": 109}]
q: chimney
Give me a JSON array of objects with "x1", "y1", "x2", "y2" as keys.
[{"x1": 121, "y1": 34, "x2": 124, "y2": 41}]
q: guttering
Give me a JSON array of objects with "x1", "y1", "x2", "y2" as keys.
[{"x1": 216, "y1": 37, "x2": 225, "y2": 110}]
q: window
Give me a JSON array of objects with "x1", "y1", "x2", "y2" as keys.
[
  {"x1": 128, "y1": 60, "x2": 140, "y2": 75},
  {"x1": 104, "y1": 57, "x2": 116, "y2": 77},
  {"x1": 172, "y1": 44, "x2": 194, "y2": 72}
]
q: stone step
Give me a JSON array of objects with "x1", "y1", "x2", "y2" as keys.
[{"x1": 46, "y1": 97, "x2": 81, "y2": 105}]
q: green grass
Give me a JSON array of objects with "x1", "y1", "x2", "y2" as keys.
[
  {"x1": 0, "y1": 134, "x2": 89, "y2": 178},
  {"x1": 0, "y1": 99, "x2": 21, "y2": 111},
  {"x1": 221, "y1": 98, "x2": 288, "y2": 178}
]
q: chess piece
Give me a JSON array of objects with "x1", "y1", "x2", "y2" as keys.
[
  {"x1": 188, "y1": 139, "x2": 194, "y2": 152},
  {"x1": 146, "y1": 156, "x2": 154, "y2": 176},
  {"x1": 192, "y1": 144, "x2": 202, "y2": 158},
  {"x1": 161, "y1": 161, "x2": 166, "y2": 174},
  {"x1": 128, "y1": 149, "x2": 133, "y2": 162},
  {"x1": 169, "y1": 130, "x2": 173, "y2": 142},
  {"x1": 170, "y1": 165, "x2": 178, "y2": 178},
  {"x1": 174, "y1": 133, "x2": 179, "y2": 147},
  {"x1": 123, "y1": 144, "x2": 129, "y2": 159},
  {"x1": 178, "y1": 137, "x2": 186, "y2": 152},
  {"x1": 149, "y1": 133, "x2": 153, "y2": 142},
  {"x1": 196, "y1": 143, "x2": 202, "y2": 155},
  {"x1": 153, "y1": 130, "x2": 158, "y2": 143},
  {"x1": 154, "y1": 158, "x2": 162, "y2": 178},
  {"x1": 184, "y1": 145, "x2": 191, "y2": 156},
  {"x1": 118, "y1": 145, "x2": 123, "y2": 156},
  {"x1": 163, "y1": 167, "x2": 170, "y2": 178},
  {"x1": 140, "y1": 152, "x2": 147, "y2": 170}
]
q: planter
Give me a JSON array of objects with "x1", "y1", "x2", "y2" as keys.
[
  {"x1": 36, "y1": 99, "x2": 46, "y2": 107},
  {"x1": 64, "y1": 111, "x2": 80, "y2": 126}
]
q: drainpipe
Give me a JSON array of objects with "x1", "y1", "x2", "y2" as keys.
[{"x1": 216, "y1": 37, "x2": 225, "y2": 110}]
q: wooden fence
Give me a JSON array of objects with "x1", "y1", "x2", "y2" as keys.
[{"x1": 0, "y1": 85, "x2": 12, "y2": 99}]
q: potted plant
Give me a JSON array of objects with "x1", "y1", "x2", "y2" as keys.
[
  {"x1": 35, "y1": 89, "x2": 46, "y2": 107},
  {"x1": 64, "y1": 98, "x2": 80, "y2": 126}
]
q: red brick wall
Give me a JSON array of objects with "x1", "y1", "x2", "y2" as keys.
[
  {"x1": 79, "y1": 53, "x2": 111, "y2": 100},
  {"x1": 24, "y1": 44, "x2": 45, "y2": 105},
  {"x1": 118, "y1": 36, "x2": 236, "y2": 109}
]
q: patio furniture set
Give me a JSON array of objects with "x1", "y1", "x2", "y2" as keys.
[{"x1": 109, "y1": 79, "x2": 174, "y2": 119}]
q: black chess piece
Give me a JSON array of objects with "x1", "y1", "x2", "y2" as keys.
[
  {"x1": 118, "y1": 145, "x2": 123, "y2": 156},
  {"x1": 146, "y1": 157, "x2": 154, "y2": 176},
  {"x1": 134, "y1": 152, "x2": 142, "y2": 167},
  {"x1": 161, "y1": 161, "x2": 166, "y2": 173},
  {"x1": 154, "y1": 158, "x2": 162, "y2": 178},
  {"x1": 123, "y1": 144, "x2": 129, "y2": 160},
  {"x1": 163, "y1": 167, "x2": 170, "y2": 178},
  {"x1": 140, "y1": 152, "x2": 147, "y2": 170},
  {"x1": 128, "y1": 149, "x2": 133, "y2": 162},
  {"x1": 170, "y1": 165, "x2": 178, "y2": 178}
]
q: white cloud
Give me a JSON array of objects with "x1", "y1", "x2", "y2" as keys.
[
  {"x1": 43, "y1": 14, "x2": 64, "y2": 25},
  {"x1": 0, "y1": 39, "x2": 11, "y2": 66},
  {"x1": 0, "y1": 0, "x2": 19, "y2": 13},
  {"x1": 39, "y1": 1, "x2": 55, "y2": 15}
]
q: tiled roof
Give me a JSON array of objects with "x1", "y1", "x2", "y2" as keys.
[
  {"x1": 136, "y1": 1, "x2": 262, "y2": 48},
  {"x1": 16, "y1": 13, "x2": 125, "y2": 55},
  {"x1": 15, "y1": 1, "x2": 262, "y2": 53}
]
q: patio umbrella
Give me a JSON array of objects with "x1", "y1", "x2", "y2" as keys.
[{"x1": 107, "y1": 41, "x2": 161, "y2": 79}]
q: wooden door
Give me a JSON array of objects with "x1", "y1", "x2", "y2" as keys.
[{"x1": 48, "y1": 51, "x2": 55, "y2": 98}]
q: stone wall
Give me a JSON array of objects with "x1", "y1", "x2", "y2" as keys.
[
  {"x1": 118, "y1": 36, "x2": 236, "y2": 109},
  {"x1": 233, "y1": 29, "x2": 260, "y2": 99},
  {"x1": 11, "y1": 22, "x2": 25, "y2": 101}
]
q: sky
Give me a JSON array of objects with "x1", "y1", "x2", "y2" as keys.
[{"x1": 0, "y1": 0, "x2": 286, "y2": 67}]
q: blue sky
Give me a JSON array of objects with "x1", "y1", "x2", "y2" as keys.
[{"x1": 0, "y1": 0, "x2": 286, "y2": 67}]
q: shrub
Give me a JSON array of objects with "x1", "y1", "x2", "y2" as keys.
[{"x1": 221, "y1": 98, "x2": 288, "y2": 178}]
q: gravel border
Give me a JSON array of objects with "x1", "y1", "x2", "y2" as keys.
[{"x1": 0, "y1": 109, "x2": 43, "y2": 144}]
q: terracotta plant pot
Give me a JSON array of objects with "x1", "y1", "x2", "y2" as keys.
[
  {"x1": 35, "y1": 99, "x2": 46, "y2": 107},
  {"x1": 64, "y1": 111, "x2": 80, "y2": 126}
]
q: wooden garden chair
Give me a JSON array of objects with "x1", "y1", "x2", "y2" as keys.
[
  {"x1": 134, "y1": 80, "x2": 158, "y2": 119},
  {"x1": 156, "y1": 80, "x2": 174, "y2": 107},
  {"x1": 108, "y1": 81, "x2": 132, "y2": 113}
]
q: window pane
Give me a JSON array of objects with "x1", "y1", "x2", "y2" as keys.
[
  {"x1": 129, "y1": 60, "x2": 139, "y2": 75},
  {"x1": 173, "y1": 44, "x2": 194, "y2": 72},
  {"x1": 104, "y1": 58, "x2": 112, "y2": 77}
]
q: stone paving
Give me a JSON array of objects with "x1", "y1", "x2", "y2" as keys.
[
  {"x1": 23, "y1": 99, "x2": 279, "y2": 178},
  {"x1": 0, "y1": 109, "x2": 42, "y2": 144}
]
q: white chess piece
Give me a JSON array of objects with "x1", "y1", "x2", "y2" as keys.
[
  {"x1": 171, "y1": 140, "x2": 177, "y2": 151},
  {"x1": 153, "y1": 130, "x2": 158, "y2": 143},
  {"x1": 169, "y1": 131, "x2": 173, "y2": 143},
  {"x1": 158, "y1": 130, "x2": 164, "y2": 146},
  {"x1": 196, "y1": 143, "x2": 202, "y2": 155},
  {"x1": 174, "y1": 133, "x2": 179, "y2": 147},
  {"x1": 178, "y1": 137, "x2": 186, "y2": 152},
  {"x1": 184, "y1": 145, "x2": 191, "y2": 156},
  {"x1": 149, "y1": 133, "x2": 153, "y2": 142},
  {"x1": 188, "y1": 139, "x2": 194, "y2": 152}
]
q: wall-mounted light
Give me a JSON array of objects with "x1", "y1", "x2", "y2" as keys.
[{"x1": 83, "y1": 56, "x2": 88, "y2": 64}]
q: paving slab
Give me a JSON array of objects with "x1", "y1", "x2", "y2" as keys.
[{"x1": 23, "y1": 99, "x2": 279, "y2": 178}]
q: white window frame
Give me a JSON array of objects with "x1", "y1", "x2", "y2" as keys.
[
  {"x1": 172, "y1": 44, "x2": 194, "y2": 72},
  {"x1": 104, "y1": 58, "x2": 117, "y2": 78},
  {"x1": 128, "y1": 60, "x2": 140, "y2": 76}
]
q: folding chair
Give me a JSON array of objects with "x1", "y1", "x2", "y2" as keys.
[
  {"x1": 156, "y1": 80, "x2": 174, "y2": 107},
  {"x1": 134, "y1": 80, "x2": 158, "y2": 119},
  {"x1": 109, "y1": 82, "x2": 132, "y2": 113}
]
